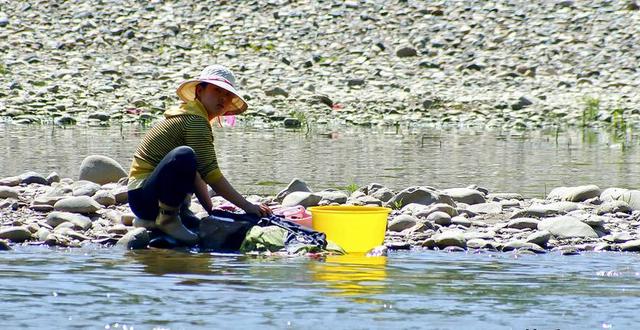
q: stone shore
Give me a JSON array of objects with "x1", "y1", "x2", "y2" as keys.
[
  {"x1": 2, "y1": 156, "x2": 640, "y2": 254},
  {"x1": 1, "y1": 1, "x2": 639, "y2": 129}
]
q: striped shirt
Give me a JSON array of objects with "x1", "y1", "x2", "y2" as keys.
[{"x1": 128, "y1": 100, "x2": 222, "y2": 190}]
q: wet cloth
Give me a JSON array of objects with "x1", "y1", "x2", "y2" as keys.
[
  {"x1": 128, "y1": 146, "x2": 198, "y2": 221},
  {"x1": 199, "y1": 210, "x2": 343, "y2": 254},
  {"x1": 128, "y1": 99, "x2": 222, "y2": 191}
]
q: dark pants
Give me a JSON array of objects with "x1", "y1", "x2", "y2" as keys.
[{"x1": 128, "y1": 146, "x2": 197, "y2": 221}]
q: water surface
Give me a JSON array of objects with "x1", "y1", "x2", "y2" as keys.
[
  {"x1": 1, "y1": 123, "x2": 639, "y2": 198},
  {"x1": 1, "y1": 247, "x2": 639, "y2": 329}
]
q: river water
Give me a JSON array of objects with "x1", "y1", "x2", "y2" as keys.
[
  {"x1": 2, "y1": 247, "x2": 640, "y2": 329},
  {"x1": 1, "y1": 123, "x2": 639, "y2": 198},
  {"x1": 2, "y1": 123, "x2": 640, "y2": 329}
]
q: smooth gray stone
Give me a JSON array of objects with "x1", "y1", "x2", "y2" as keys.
[
  {"x1": 46, "y1": 211, "x2": 92, "y2": 230},
  {"x1": 601, "y1": 188, "x2": 640, "y2": 210},
  {"x1": 466, "y1": 238, "x2": 498, "y2": 250},
  {"x1": 507, "y1": 218, "x2": 540, "y2": 230},
  {"x1": 0, "y1": 176, "x2": 21, "y2": 187},
  {"x1": 451, "y1": 216, "x2": 471, "y2": 228},
  {"x1": 442, "y1": 188, "x2": 485, "y2": 205},
  {"x1": 32, "y1": 195, "x2": 66, "y2": 206},
  {"x1": 603, "y1": 232, "x2": 634, "y2": 243},
  {"x1": 116, "y1": 228, "x2": 149, "y2": 250},
  {"x1": 20, "y1": 171, "x2": 48, "y2": 185},
  {"x1": 596, "y1": 200, "x2": 632, "y2": 215},
  {"x1": 525, "y1": 230, "x2": 551, "y2": 248},
  {"x1": 486, "y1": 193, "x2": 524, "y2": 201},
  {"x1": 538, "y1": 216, "x2": 598, "y2": 239},
  {"x1": 275, "y1": 178, "x2": 311, "y2": 201},
  {"x1": 547, "y1": 185, "x2": 600, "y2": 202},
  {"x1": 433, "y1": 230, "x2": 466, "y2": 249},
  {"x1": 46, "y1": 172, "x2": 60, "y2": 184},
  {"x1": 53, "y1": 196, "x2": 102, "y2": 213},
  {"x1": 427, "y1": 211, "x2": 451, "y2": 226},
  {"x1": 348, "y1": 195, "x2": 383, "y2": 206},
  {"x1": 620, "y1": 240, "x2": 640, "y2": 252},
  {"x1": 501, "y1": 240, "x2": 544, "y2": 252},
  {"x1": 386, "y1": 186, "x2": 454, "y2": 209},
  {"x1": 78, "y1": 155, "x2": 127, "y2": 184},
  {"x1": 281, "y1": 191, "x2": 322, "y2": 207},
  {"x1": 93, "y1": 190, "x2": 116, "y2": 206},
  {"x1": 396, "y1": 46, "x2": 417, "y2": 57},
  {"x1": 72, "y1": 181, "x2": 101, "y2": 197},
  {"x1": 0, "y1": 187, "x2": 19, "y2": 199},
  {"x1": 265, "y1": 87, "x2": 289, "y2": 97},
  {"x1": 388, "y1": 214, "x2": 418, "y2": 232},
  {"x1": 370, "y1": 187, "x2": 394, "y2": 202},
  {"x1": 111, "y1": 186, "x2": 128, "y2": 204},
  {"x1": 317, "y1": 190, "x2": 348, "y2": 204},
  {"x1": 0, "y1": 227, "x2": 32, "y2": 242},
  {"x1": 466, "y1": 202, "x2": 502, "y2": 214}
]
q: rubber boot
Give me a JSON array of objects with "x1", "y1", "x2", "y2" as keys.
[{"x1": 156, "y1": 201, "x2": 198, "y2": 245}]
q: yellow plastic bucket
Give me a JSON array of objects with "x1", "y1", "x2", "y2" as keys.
[{"x1": 309, "y1": 206, "x2": 391, "y2": 253}]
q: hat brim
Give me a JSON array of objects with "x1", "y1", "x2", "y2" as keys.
[{"x1": 176, "y1": 79, "x2": 248, "y2": 116}]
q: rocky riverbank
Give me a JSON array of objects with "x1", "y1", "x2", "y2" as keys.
[
  {"x1": 2, "y1": 155, "x2": 640, "y2": 254},
  {"x1": 1, "y1": 1, "x2": 639, "y2": 129}
]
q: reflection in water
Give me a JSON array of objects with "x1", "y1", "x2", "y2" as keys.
[
  {"x1": 126, "y1": 250, "x2": 215, "y2": 276},
  {"x1": 310, "y1": 255, "x2": 388, "y2": 298},
  {"x1": 3, "y1": 124, "x2": 640, "y2": 197}
]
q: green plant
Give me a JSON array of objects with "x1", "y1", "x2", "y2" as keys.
[
  {"x1": 344, "y1": 182, "x2": 359, "y2": 195},
  {"x1": 392, "y1": 198, "x2": 404, "y2": 210},
  {"x1": 581, "y1": 96, "x2": 600, "y2": 126},
  {"x1": 609, "y1": 107, "x2": 630, "y2": 150},
  {"x1": 0, "y1": 64, "x2": 7, "y2": 75}
]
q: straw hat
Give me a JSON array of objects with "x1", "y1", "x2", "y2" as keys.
[{"x1": 176, "y1": 65, "x2": 248, "y2": 116}]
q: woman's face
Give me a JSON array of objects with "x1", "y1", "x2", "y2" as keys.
[{"x1": 196, "y1": 83, "x2": 233, "y2": 118}]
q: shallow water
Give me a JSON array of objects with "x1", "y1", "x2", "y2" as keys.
[
  {"x1": 1, "y1": 123, "x2": 639, "y2": 198},
  {"x1": 2, "y1": 247, "x2": 640, "y2": 329},
  {"x1": 3, "y1": 123, "x2": 640, "y2": 328}
]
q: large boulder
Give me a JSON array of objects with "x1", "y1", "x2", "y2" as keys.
[
  {"x1": 78, "y1": 155, "x2": 127, "y2": 185},
  {"x1": 53, "y1": 196, "x2": 102, "y2": 213},
  {"x1": 600, "y1": 188, "x2": 640, "y2": 210},
  {"x1": 547, "y1": 185, "x2": 600, "y2": 202},
  {"x1": 538, "y1": 216, "x2": 598, "y2": 239},
  {"x1": 385, "y1": 186, "x2": 454, "y2": 209},
  {"x1": 442, "y1": 188, "x2": 485, "y2": 205}
]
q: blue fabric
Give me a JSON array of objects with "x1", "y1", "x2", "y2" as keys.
[{"x1": 128, "y1": 146, "x2": 197, "y2": 221}]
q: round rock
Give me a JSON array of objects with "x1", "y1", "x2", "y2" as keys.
[
  {"x1": 53, "y1": 196, "x2": 102, "y2": 213},
  {"x1": 388, "y1": 214, "x2": 418, "y2": 232},
  {"x1": 0, "y1": 227, "x2": 33, "y2": 243},
  {"x1": 0, "y1": 187, "x2": 19, "y2": 199},
  {"x1": 78, "y1": 155, "x2": 127, "y2": 184}
]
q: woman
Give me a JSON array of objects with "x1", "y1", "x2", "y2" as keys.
[{"x1": 127, "y1": 65, "x2": 271, "y2": 245}]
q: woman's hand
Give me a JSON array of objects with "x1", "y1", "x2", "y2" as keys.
[{"x1": 243, "y1": 203, "x2": 272, "y2": 217}]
